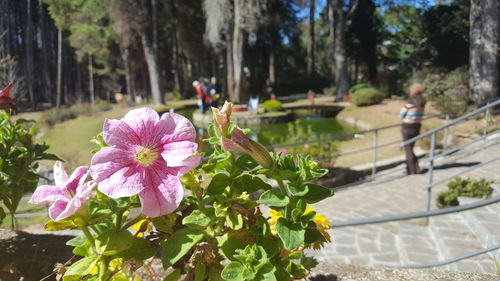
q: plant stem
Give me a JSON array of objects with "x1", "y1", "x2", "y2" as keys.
[
  {"x1": 81, "y1": 224, "x2": 96, "y2": 252},
  {"x1": 115, "y1": 209, "x2": 125, "y2": 230},
  {"x1": 121, "y1": 214, "x2": 145, "y2": 231},
  {"x1": 277, "y1": 179, "x2": 288, "y2": 196}
]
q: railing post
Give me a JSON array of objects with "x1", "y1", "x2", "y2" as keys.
[
  {"x1": 442, "y1": 114, "x2": 449, "y2": 153},
  {"x1": 372, "y1": 129, "x2": 378, "y2": 177},
  {"x1": 484, "y1": 103, "x2": 490, "y2": 141},
  {"x1": 427, "y1": 132, "x2": 436, "y2": 212}
]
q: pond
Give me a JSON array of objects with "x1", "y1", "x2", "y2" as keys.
[{"x1": 177, "y1": 109, "x2": 356, "y2": 167}]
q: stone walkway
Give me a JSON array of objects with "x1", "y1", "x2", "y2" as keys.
[{"x1": 307, "y1": 136, "x2": 500, "y2": 274}]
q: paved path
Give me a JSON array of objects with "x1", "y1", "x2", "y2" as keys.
[{"x1": 307, "y1": 137, "x2": 500, "y2": 274}]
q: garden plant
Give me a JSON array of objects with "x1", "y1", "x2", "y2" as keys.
[{"x1": 28, "y1": 101, "x2": 333, "y2": 280}]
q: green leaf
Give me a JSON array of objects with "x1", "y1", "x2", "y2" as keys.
[
  {"x1": 226, "y1": 210, "x2": 243, "y2": 230},
  {"x1": 195, "y1": 262, "x2": 206, "y2": 281},
  {"x1": 96, "y1": 229, "x2": 134, "y2": 255},
  {"x1": 256, "y1": 237, "x2": 279, "y2": 258},
  {"x1": 304, "y1": 228, "x2": 326, "y2": 244},
  {"x1": 161, "y1": 228, "x2": 204, "y2": 268},
  {"x1": 151, "y1": 214, "x2": 177, "y2": 234},
  {"x1": 44, "y1": 219, "x2": 75, "y2": 231},
  {"x1": 66, "y1": 235, "x2": 87, "y2": 247},
  {"x1": 291, "y1": 208, "x2": 302, "y2": 222},
  {"x1": 257, "y1": 190, "x2": 289, "y2": 207},
  {"x1": 163, "y1": 269, "x2": 182, "y2": 281},
  {"x1": 288, "y1": 184, "x2": 309, "y2": 197},
  {"x1": 63, "y1": 256, "x2": 99, "y2": 281},
  {"x1": 207, "y1": 174, "x2": 231, "y2": 195},
  {"x1": 233, "y1": 175, "x2": 272, "y2": 194},
  {"x1": 73, "y1": 242, "x2": 92, "y2": 257},
  {"x1": 273, "y1": 265, "x2": 291, "y2": 281},
  {"x1": 183, "y1": 209, "x2": 213, "y2": 229},
  {"x1": 276, "y1": 218, "x2": 305, "y2": 250},
  {"x1": 255, "y1": 263, "x2": 277, "y2": 281},
  {"x1": 300, "y1": 256, "x2": 319, "y2": 270},
  {"x1": 235, "y1": 154, "x2": 258, "y2": 171},
  {"x1": 221, "y1": 236, "x2": 248, "y2": 260},
  {"x1": 221, "y1": 262, "x2": 245, "y2": 281},
  {"x1": 117, "y1": 237, "x2": 157, "y2": 260},
  {"x1": 0, "y1": 207, "x2": 5, "y2": 222},
  {"x1": 302, "y1": 184, "x2": 334, "y2": 203},
  {"x1": 286, "y1": 262, "x2": 307, "y2": 278}
]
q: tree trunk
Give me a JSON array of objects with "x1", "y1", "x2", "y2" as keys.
[
  {"x1": 26, "y1": 0, "x2": 36, "y2": 110},
  {"x1": 226, "y1": 27, "x2": 235, "y2": 102},
  {"x1": 232, "y1": 0, "x2": 245, "y2": 104},
  {"x1": 307, "y1": 0, "x2": 316, "y2": 77},
  {"x1": 120, "y1": 45, "x2": 136, "y2": 102},
  {"x1": 269, "y1": 50, "x2": 276, "y2": 85},
  {"x1": 469, "y1": 0, "x2": 499, "y2": 105},
  {"x1": 140, "y1": 33, "x2": 163, "y2": 105},
  {"x1": 328, "y1": 0, "x2": 336, "y2": 82},
  {"x1": 88, "y1": 53, "x2": 95, "y2": 105},
  {"x1": 334, "y1": 0, "x2": 349, "y2": 101},
  {"x1": 56, "y1": 28, "x2": 62, "y2": 108},
  {"x1": 39, "y1": 0, "x2": 53, "y2": 104}
]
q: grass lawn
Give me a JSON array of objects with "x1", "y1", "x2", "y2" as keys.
[{"x1": 39, "y1": 105, "x2": 140, "y2": 170}]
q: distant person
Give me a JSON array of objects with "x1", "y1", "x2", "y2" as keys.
[
  {"x1": 399, "y1": 83, "x2": 426, "y2": 175},
  {"x1": 193, "y1": 80, "x2": 206, "y2": 113},
  {"x1": 208, "y1": 77, "x2": 220, "y2": 108}
]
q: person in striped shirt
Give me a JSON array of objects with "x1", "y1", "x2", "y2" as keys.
[{"x1": 400, "y1": 83, "x2": 426, "y2": 174}]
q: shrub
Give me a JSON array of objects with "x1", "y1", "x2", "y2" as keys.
[
  {"x1": 94, "y1": 98, "x2": 112, "y2": 111},
  {"x1": 437, "y1": 177, "x2": 495, "y2": 208},
  {"x1": 322, "y1": 86, "x2": 336, "y2": 96},
  {"x1": 262, "y1": 100, "x2": 283, "y2": 112},
  {"x1": 352, "y1": 88, "x2": 384, "y2": 106},
  {"x1": 407, "y1": 67, "x2": 470, "y2": 116},
  {"x1": 40, "y1": 108, "x2": 75, "y2": 127},
  {"x1": 349, "y1": 83, "x2": 373, "y2": 94}
]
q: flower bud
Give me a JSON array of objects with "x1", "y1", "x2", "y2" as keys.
[
  {"x1": 221, "y1": 126, "x2": 273, "y2": 168},
  {"x1": 212, "y1": 101, "x2": 233, "y2": 137},
  {"x1": 0, "y1": 83, "x2": 16, "y2": 110}
]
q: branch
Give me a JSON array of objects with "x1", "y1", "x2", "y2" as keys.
[{"x1": 347, "y1": 0, "x2": 359, "y2": 18}]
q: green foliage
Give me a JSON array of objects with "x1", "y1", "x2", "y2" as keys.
[
  {"x1": 348, "y1": 83, "x2": 373, "y2": 94},
  {"x1": 437, "y1": 177, "x2": 495, "y2": 208},
  {"x1": 261, "y1": 100, "x2": 283, "y2": 113},
  {"x1": 0, "y1": 111, "x2": 60, "y2": 226},
  {"x1": 322, "y1": 86, "x2": 336, "y2": 96},
  {"x1": 36, "y1": 108, "x2": 334, "y2": 281},
  {"x1": 352, "y1": 87, "x2": 384, "y2": 106},
  {"x1": 408, "y1": 67, "x2": 469, "y2": 116}
]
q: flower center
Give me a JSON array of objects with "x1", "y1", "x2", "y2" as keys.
[{"x1": 135, "y1": 146, "x2": 158, "y2": 167}]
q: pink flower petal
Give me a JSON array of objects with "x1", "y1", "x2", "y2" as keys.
[
  {"x1": 48, "y1": 198, "x2": 69, "y2": 221},
  {"x1": 53, "y1": 161, "x2": 68, "y2": 188},
  {"x1": 176, "y1": 155, "x2": 202, "y2": 175},
  {"x1": 161, "y1": 141, "x2": 198, "y2": 167},
  {"x1": 90, "y1": 146, "x2": 135, "y2": 182},
  {"x1": 98, "y1": 166, "x2": 145, "y2": 198},
  {"x1": 65, "y1": 166, "x2": 89, "y2": 191},
  {"x1": 29, "y1": 185, "x2": 65, "y2": 204},
  {"x1": 159, "y1": 113, "x2": 196, "y2": 143},
  {"x1": 139, "y1": 168, "x2": 183, "y2": 217},
  {"x1": 103, "y1": 119, "x2": 141, "y2": 147},
  {"x1": 122, "y1": 108, "x2": 160, "y2": 145}
]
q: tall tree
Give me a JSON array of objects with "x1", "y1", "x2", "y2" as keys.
[
  {"x1": 469, "y1": 0, "x2": 498, "y2": 104},
  {"x1": 307, "y1": 0, "x2": 316, "y2": 77}
]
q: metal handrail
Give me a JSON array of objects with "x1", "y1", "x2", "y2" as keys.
[
  {"x1": 330, "y1": 193, "x2": 500, "y2": 228},
  {"x1": 384, "y1": 244, "x2": 500, "y2": 269},
  {"x1": 401, "y1": 99, "x2": 500, "y2": 147}
]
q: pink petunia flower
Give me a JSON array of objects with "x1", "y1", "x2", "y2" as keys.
[
  {"x1": 30, "y1": 161, "x2": 95, "y2": 221},
  {"x1": 90, "y1": 108, "x2": 201, "y2": 217}
]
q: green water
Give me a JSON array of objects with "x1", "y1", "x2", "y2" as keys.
[{"x1": 177, "y1": 109, "x2": 355, "y2": 148}]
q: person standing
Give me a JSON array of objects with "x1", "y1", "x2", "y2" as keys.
[{"x1": 400, "y1": 83, "x2": 426, "y2": 175}]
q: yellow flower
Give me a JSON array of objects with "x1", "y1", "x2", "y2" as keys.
[
  {"x1": 305, "y1": 206, "x2": 332, "y2": 248},
  {"x1": 268, "y1": 210, "x2": 283, "y2": 236},
  {"x1": 132, "y1": 219, "x2": 152, "y2": 238}
]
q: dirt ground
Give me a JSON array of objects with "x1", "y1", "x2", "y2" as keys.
[{"x1": 0, "y1": 229, "x2": 74, "y2": 281}]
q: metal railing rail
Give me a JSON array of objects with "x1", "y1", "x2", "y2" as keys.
[
  {"x1": 269, "y1": 113, "x2": 442, "y2": 176},
  {"x1": 384, "y1": 244, "x2": 500, "y2": 269},
  {"x1": 330, "y1": 193, "x2": 500, "y2": 228},
  {"x1": 399, "y1": 99, "x2": 500, "y2": 211}
]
